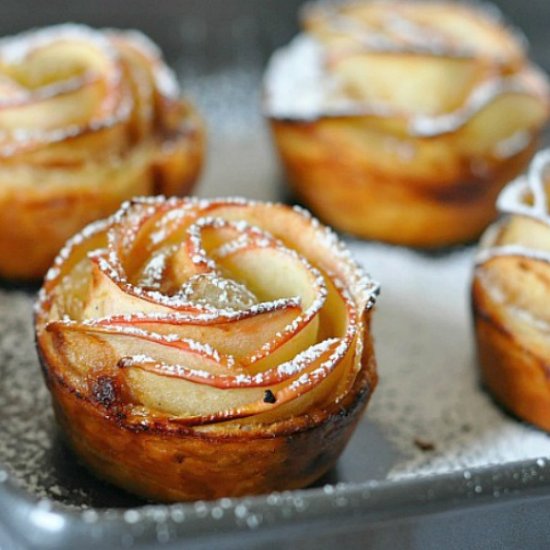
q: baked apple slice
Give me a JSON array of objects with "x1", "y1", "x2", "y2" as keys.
[{"x1": 35, "y1": 196, "x2": 379, "y2": 502}]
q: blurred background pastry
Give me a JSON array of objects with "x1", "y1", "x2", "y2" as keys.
[
  {"x1": 264, "y1": 0, "x2": 550, "y2": 247},
  {"x1": 0, "y1": 24, "x2": 204, "y2": 280},
  {"x1": 472, "y1": 149, "x2": 550, "y2": 430}
]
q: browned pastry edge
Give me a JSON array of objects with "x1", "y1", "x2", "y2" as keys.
[
  {"x1": 37, "y1": 314, "x2": 377, "y2": 502},
  {"x1": 270, "y1": 118, "x2": 538, "y2": 247},
  {"x1": 472, "y1": 274, "x2": 550, "y2": 431}
]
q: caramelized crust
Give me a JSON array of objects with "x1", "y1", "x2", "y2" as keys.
[
  {"x1": 473, "y1": 261, "x2": 550, "y2": 430},
  {"x1": 35, "y1": 197, "x2": 379, "y2": 501},
  {"x1": 42, "y1": 333, "x2": 376, "y2": 501},
  {"x1": 0, "y1": 25, "x2": 204, "y2": 280},
  {"x1": 271, "y1": 118, "x2": 538, "y2": 247},
  {"x1": 472, "y1": 150, "x2": 550, "y2": 430},
  {"x1": 265, "y1": 1, "x2": 549, "y2": 247}
]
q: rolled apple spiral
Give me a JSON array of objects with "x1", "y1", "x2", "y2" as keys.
[
  {"x1": 264, "y1": 0, "x2": 549, "y2": 247},
  {"x1": 473, "y1": 149, "x2": 550, "y2": 431},
  {"x1": 0, "y1": 24, "x2": 204, "y2": 279},
  {"x1": 35, "y1": 197, "x2": 379, "y2": 501}
]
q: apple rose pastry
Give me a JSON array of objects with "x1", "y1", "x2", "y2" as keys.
[
  {"x1": 0, "y1": 25, "x2": 204, "y2": 280},
  {"x1": 264, "y1": 0, "x2": 550, "y2": 247},
  {"x1": 473, "y1": 149, "x2": 550, "y2": 430},
  {"x1": 35, "y1": 196, "x2": 379, "y2": 502}
]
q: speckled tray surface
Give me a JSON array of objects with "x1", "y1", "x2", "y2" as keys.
[{"x1": 2, "y1": 1, "x2": 550, "y2": 549}]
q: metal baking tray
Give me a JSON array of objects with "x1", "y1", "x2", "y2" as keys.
[{"x1": 2, "y1": 1, "x2": 550, "y2": 548}]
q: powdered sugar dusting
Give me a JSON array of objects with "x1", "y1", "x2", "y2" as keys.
[
  {"x1": 0, "y1": 289, "x2": 98, "y2": 506},
  {"x1": 410, "y1": 75, "x2": 541, "y2": 138},
  {"x1": 137, "y1": 246, "x2": 176, "y2": 289},
  {"x1": 120, "y1": 337, "x2": 339, "y2": 390},
  {"x1": 0, "y1": 23, "x2": 115, "y2": 65},
  {"x1": 37, "y1": 196, "x2": 375, "y2": 426},
  {"x1": 349, "y1": 242, "x2": 550, "y2": 480},
  {"x1": 477, "y1": 148, "x2": 550, "y2": 264},
  {"x1": 263, "y1": 3, "x2": 548, "y2": 137}
]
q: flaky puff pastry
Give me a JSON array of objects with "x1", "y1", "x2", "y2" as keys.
[
  {"x1": 264, "y1": 1, "x2": 549, "y2": 247},
  {"x1": 0, "y1": 25, "x2": 204, "y2": 280},
  {"x1": 35, "y1": 196, "x2": 379, "y2": 502},
  {"x1": 473, "y1": 149, "x2": 550, "y2": 430}
]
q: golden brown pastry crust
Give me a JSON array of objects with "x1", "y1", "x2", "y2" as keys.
[
  {"x1": 41, "y1": 333, "x2": 376, "y2": 501},
  {"x1": 472, "y1": 150, "x2": 550, "y2": 430},
  {"x1": 271, "y1": 119, "x2": 539, "y2": 247},
  {"x1": 35, "y1": 197, "x2": 379, "y2": 502},
  {"x1": 265, "y1": 1, "x2": 550, "y2": 247},
  {"x1": 0, "y1": 25, "x2": 204, "y2": 280}
]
